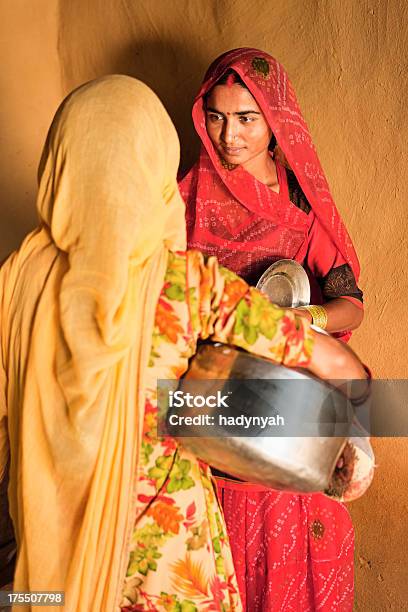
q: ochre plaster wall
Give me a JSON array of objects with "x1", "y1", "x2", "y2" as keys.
[
  {"x1": 0, "y1": 0, "x2": 62, "y2": 258},
  {"x1": 0, "y1": 1, "x2": 407, "y2": 609}
]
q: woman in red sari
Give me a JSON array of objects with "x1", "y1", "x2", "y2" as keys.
[{"x1": 179, "y1": 48, "x2": 365, "y2": 611}]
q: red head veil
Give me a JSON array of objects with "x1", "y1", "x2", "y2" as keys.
[{"x1": 180, "y1": 48, "x2": 360, "y2": 287}]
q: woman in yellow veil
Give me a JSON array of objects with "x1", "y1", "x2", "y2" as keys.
[{"x1": 0, "y1": 76, "x2": 372, "y2": 611}]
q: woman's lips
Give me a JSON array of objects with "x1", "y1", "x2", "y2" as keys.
[{"x1": 222, "y1": 146, "x2": 245, "y2": 155}]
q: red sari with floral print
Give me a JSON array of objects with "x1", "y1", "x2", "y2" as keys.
[{"x1": 179, "y1": 48, "x2": 363, "y2": 611}]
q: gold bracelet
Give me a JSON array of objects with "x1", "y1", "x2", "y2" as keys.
[{"x1": 300, "y1": 305, "x2": 328, "y2": 330}]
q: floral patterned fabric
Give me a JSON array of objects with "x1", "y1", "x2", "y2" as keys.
[{"x1": 120, "y1": 250, "x2": 313, "y2": 611}]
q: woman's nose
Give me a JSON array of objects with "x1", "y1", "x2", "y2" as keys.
[{"x1": 222, "y1": 119, "x2": 238, "y2": 144}]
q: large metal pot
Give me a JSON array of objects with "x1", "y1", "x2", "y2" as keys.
[{"x1": 170, "y1": 343, "x2": 352, "y2": 493}]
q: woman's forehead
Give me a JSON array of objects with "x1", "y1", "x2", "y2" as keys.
[{"x1": 206, "y1": 84, "x2": 261, "y2": 114}]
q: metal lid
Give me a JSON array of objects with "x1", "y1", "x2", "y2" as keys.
[{"x1": 256, "y1": 259, "x2": 310, "y2": 307}]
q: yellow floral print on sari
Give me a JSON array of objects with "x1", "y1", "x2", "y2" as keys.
[{"x1": 120, "y1": 251, "x2": 313, "y2": 611}]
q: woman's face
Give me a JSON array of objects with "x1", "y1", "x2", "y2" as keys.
[{"x1": 205, "y1": 83, "x2": 272, "y2": 168}]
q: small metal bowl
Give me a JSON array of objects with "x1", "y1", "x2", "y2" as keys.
[
  {"x1": 256, "y1": 259, "x2": 310, "y2": 307},
  {"x1": 171, "y1": 344, "x2": 351, "y2": 493}
]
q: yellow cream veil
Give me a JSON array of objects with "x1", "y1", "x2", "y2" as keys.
[{"x1": 0, "y1": 75, "x2": 186, "y2": 610}]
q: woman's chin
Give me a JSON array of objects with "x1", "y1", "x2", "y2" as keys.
[{"x1": 220, "y1": 152, "x2": 247, "y2": 166}]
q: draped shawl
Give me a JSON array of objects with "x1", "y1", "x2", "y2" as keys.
[
  {"x1": 0, "y1": 75, "x2": 186, "y2": 610},
  {"x1": 180, "y1": 47, "x2": 360, "y2": 282}
]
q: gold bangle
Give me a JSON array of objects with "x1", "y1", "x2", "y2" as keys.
[{"x1": 301, "y1": 305, "x2": 328, "y2": 330}]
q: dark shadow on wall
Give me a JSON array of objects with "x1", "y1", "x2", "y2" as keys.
[
  {"x1": 0, "y1": 466, "x2": 16, "y2": 589},
  {"x1": 58, "y1": 0, "x2": 221, "y2": 173},
  {"x1": 59, "y1": 35, "x2": 210, "y2": 174},
  {"x1": 107, "y1": 39, "x2": 208, "y2": 174},
  {"x1": 0, "y1": 188, "x2": 38, "y2": 262}
]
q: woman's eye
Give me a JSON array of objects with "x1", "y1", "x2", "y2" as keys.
[
  {"x1": 207, "y1": 113, "x2": 223, "y2": 122},
  {"x1": 240, "y1": 115, "x2": 255, "y2": 123}
]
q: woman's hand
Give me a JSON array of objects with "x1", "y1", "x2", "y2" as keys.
[{"x1": 290, "y1": 307, "x2": 312, "y2": 323}]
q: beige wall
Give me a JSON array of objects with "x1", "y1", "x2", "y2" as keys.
[
  {"x1": 1, "y1": 0, "x2": 407, "y2": 609},
  {"x1": 0, "y1": 0, "x2": 61, "y2": 258}
]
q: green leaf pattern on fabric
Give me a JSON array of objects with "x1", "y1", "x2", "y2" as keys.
[{"x1": 121, "y1": 251, "x2": 313, "y2": 610}]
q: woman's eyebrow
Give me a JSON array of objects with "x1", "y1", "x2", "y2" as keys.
[
  {"x1": 206, "y1": 107, "x2": 261, "y2": 116},
  {"x1": 235, "y1": 110, "x2": 261, "y2": 116}
]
